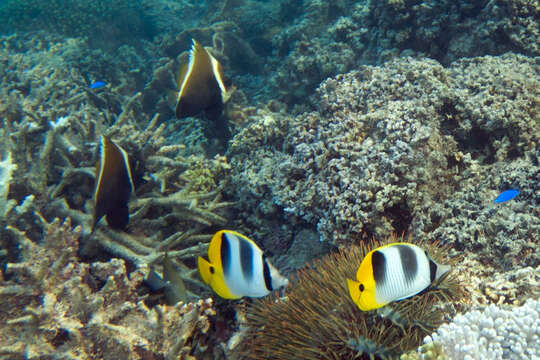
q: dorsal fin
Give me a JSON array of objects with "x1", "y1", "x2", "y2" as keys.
[
  {"x1": 176, "y1": 59, "x2": 188, "y2": 90},
  {"x1": 175, "y1": 39, "x2": 229, "y2": 120}
]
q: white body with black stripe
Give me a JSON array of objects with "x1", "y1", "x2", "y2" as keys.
[
  {"x1": 347, "y1": 242, "x2": 450, "y2": 311},
  {"x1": 373, "y1": 244, "x2": 434, "y2": 304},
  {"x1": 198, "y1": 230, "x2": 289, "y2": 299},
  {"x1": 224, "y1": 231, "x2": 275, "y2": 297}
]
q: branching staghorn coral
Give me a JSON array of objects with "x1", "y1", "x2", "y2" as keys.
[
  {"x1": 241, "y1": 234, "x2": 465, "y2": 360},
  {"x1": 52, "y1": 106, "x2": 232, "y2": 297},
  {"x1": 0, "y1": 216, "x2": 222, "y2": 360},
  {"x1": 0, "y1": 32, "x2": 233, "y2": 299},
  {"x1": 0, "y1": 150, "x2": 17, "y2": 220},
  {"x1": 22, "y1": 93, "x2": 230, "y2": 296}
]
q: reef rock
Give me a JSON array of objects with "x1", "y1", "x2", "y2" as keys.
[
  {"x1": 267, "y1": 0, "x2": 540, "y2": 107},
  {"x1": 229, "y1": 54, "x2": 539, "y2": 270}
]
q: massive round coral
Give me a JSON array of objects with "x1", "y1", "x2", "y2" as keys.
[{"x1": 228, "y1": 54, "x2": 539, "y2": 270}]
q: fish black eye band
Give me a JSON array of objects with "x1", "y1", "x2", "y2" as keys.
[{"x1": 262, "y1": 255, "x2": 273, "y2": 292}]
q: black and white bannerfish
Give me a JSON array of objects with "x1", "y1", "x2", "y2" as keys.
[
  {"x1": 92, "y1": 135, "x2": 135, "y2": 231},
  {"x1": 198, "y1": 230, "x2": 289, "y2": 299},
  {"x1": 347, "y1": 242, "x2": 451, "y2": 311},
  {"x1": 175, "y1": 39, "x2": 232, "y2": 121}
]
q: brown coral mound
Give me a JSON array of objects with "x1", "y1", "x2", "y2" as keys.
[{"x1": 242, "y1": 234, "x2": 463, "y2": 360}]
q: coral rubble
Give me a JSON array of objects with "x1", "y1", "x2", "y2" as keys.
[{"x1": 0, "y1": 216, "x2": 221, "y2": 359}]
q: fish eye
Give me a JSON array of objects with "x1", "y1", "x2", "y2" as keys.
[
  {"x1": 359, "y1": 284, "x2": 364, "y2": 292},
  {"x1": 209, "y1": 266, "x2": 215, "y2": 274}
]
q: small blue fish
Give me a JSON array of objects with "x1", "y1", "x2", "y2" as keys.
[
  {"x1": 89, "y1": 81, "x2": 106, "y2": 89},
  {"x1": 494, "y1": 189, "x2": 519, "y2": 203}
]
